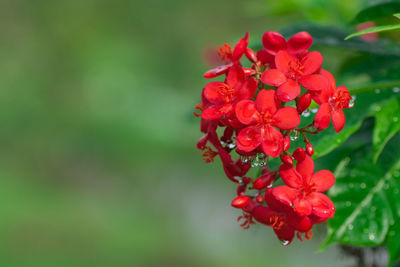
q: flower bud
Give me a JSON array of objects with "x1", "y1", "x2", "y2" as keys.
[
  {"x1": 231, "y1": 195, "x2": 251, "y2": 209},
  {"x1": 293, "y1": 147, "x2": 306, "y2": 161},
  {"x1": 245, "y1": 48, "x2": 258, "y2": 63},
  {"x1": 243, "y1": 67, "x2": 257, "y2": 77},
  {"x1": 297, "y1": 93, "x2": 311, "y2": 114},
  {"x1": 256, "y1": 195, "x2": 264, "y2": 203},
  {"x1": 280, "y1": 155, "x2": 293, "y2": 165},
  {"x1": 306, "y1": 143, "x2": 314, "y2": 156},
  {"x1": 253, "y1": 172, "x2": 275, "y2": 190},
  {"x1": 283, "y1": 136, "x2": 291, "y2": 151}
]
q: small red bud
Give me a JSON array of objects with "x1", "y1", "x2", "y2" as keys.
[
  {"x1": 243, "y1": 67, "x2": 257, "y2": 77},
  {"x1": 293, "y1": 147, "x2": 306, "y2": 161},
  {"x1": 196, "y1": 135, "x2": 208, "y2": 150},
  {"x1": 280, "y1": 155, "x2": 293, "y2": 165},
  {"x1": 245, "y1": 48, "x2": 258, "y2": 63},
  {"x1": 306, "y1": 143, "x2": 314, "y2": 156},
  {"x1": 256, "y1": 195, "x2": 264, "y2": 203},
  {"x1": 242, "y1": 176, "x2": 252, "y2": 184},
  {"x1": 297, "y1": 93, "x2": 311, "y2": 114},
  {"x1": 253, "y1": 172, "x2": 275, "y2": 190},
  {"x1": 283, "y1": 136, "x2": 291, "y2": 151},
  {"x1": 231, "y1": 195, "x2": 251, "y2": 209}
]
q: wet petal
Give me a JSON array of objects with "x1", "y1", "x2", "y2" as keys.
[
  {"x1": 308, "y1": 192, "x2": 335, "y2": 218},
  {"x1": 235, "y1": 100, "x2": 259, "y2": 125},
  {"x1": 279, "y1": 164, "x2": 303, "y2": 189},
  {"x1": 299, "y1": 74, "x2": 329, "y2": 91},
  {"x1": 262, "y1": 31, "x2": 287, "y2": 55},
  {"x1": 261, "y1": 125, "x2": 283, "y2": 157},
  {"x1": 256, "y1": 89, "x2": 279, "y2": 114},
  {"x1": 296, "y1": 155, "x2": 315, "y2": 181},
  {"x1": 293, "y1": 198, "x2": 312, "y2": 216},
  {"x1": 273, "y1": 107, "x2": 300, "y2": 130},
  {"x1": 301, "y1": 51, "x2": 323, "y2": 75},
  {"x1": 272, "y1": 185, "x2": 298, "y2": 207},
  {"x1": 310, "y1": 170, "x2": 335, "y2": 192},
  {"x1": 236, "y1": 126, "x2": 262, "y2": 152},
  {"x1": 261, "y1": 69, "x2": 287, "y2": 87},
  {"x1": 277, "y1": 79, "x2": 301, "y2": 102},
  {"x1": 332, "y1": 108, "x2": 345, "y2": 133},
  {"x1": 287, "y1": 31, "x2": 312, "y2": 55},
  {"x1": 201, "y1": 104, "x2": 232, "y2": 120},
  {"x1": 313, "y1": 103, "x2": 331, "y2": 130}
]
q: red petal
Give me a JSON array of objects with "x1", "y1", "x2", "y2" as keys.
[
  {"x1": 288, "y1": 215, "x2": 313, "y2": 232},
  {"x1": 320, "y1": 69, "x2": 336, "y2": 90},
  {"x1": 299, "y1": 74, "x2": 329, "y2": 91},
  {"x1": 301, "y1": 51, "x2": 323, "y2": 75},
  {"x1": 203, "y1": 64, "x2": 232, "y2": 79},
  {"x1": 313, "y1": 103, "x2": 331, "y2": 130},
  {"x1": 297, "y1": 93, "x2": 312, "y2": 113},
  {"x1": 204, "y1": 81, "x2": 227, "y2": 104},
  {"x1": 273, "y1": 107, "x2": 300, "y2": 130},
  {"x1": 238, "y1": 77, "x2": 257, "y2": 100},
  {"x1": 293, "y1": 198, "x2": 312, "y2": 216},
  {"x1": 271, "y1": 185, "x2": 298, "y2": 207},
  {"x1": 262, "y1": 31, "x2": 287, "y2": 55},
  {"x1": 275, "y1": 50, "x2": 297, "y2": 74},
  {"x1": 260, "y1": 69, "x2": 287, "y2": 87},
  {"x1": 279, "y1": 164, "x2": 303, "y2": 188},
  {"x1": 310, "y1": 170, "x2": 335, "y2": 192},
  {"x1": 201, "y1": 104, "x2": 232, "y2": 120},
  {"x1": 232, "y1": 32, "x2": 249, "y2": 62},
  {"x1": 252, "y1": 206, "x2": 276, "y2": 225},
  {"x1": 236, "y1": 126, "x2": 262, "y2": 152},
  {"x1": 261, "y1": 125, "x2": 283, "y2": 157},
  {"x1": 332, "y1": 108, "x2": 345, "y2": 133},
  {"x1": 256, "y1": 89, "x2": 279, "y2": 114},
  {"x1": 277, "y1": 79, "x2": 301, "y2": 102},
  {"x1": 308, "y1": 192, "x2": 335, "y2": 218},
  {"x1": 287, "y1": 31, "x2": 313, "y2": 55},
  {"x1": 273, "y1": 223, "x2": 295, "y2": 243},
  {"x1": 256, "y1": 49, "x2": 275, "y2": 67},
  {"x1": 226, "y1": 65, "x2": 245, "y2": 90},
  {"x1": 235, "y1": 100, "x2": 259, "y2": 125},
  {"x1": 296, "y1": 155, "x2": 315, "y2": 181}
]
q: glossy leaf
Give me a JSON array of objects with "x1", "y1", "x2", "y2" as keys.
[
  {"x1": 350, "y1": 1, "x2": 400, "y2": 24},
  {"x1": 345, "y1": 23, "x2": 400, "y2": 40},
  {"x1": 372, "y1": 97, "x2": 400, "y2": 162}
]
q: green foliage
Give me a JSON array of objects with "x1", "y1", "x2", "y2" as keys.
[
  {"x1": 350, "y1": 0, "x2": 400, "y2": 24},
  {"x1": 345, "y1": 22, "x2": 400, "y2": 40}
]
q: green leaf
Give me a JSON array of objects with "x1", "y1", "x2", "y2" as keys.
[
  {"x1": 350, "y1": 1, "x2": 400, "y2": 24},
  {"x1": 394, "y1": 13, "x2": 400, "y2": 20},
  {"x1": 372, "y1": 97, "x2": 400, "y2": 162},
  {"x1": 345, "y1": 23, "x2": 400, "y2": 40},
  {"x1": 321, "y1": 154, "x2": 400, "y2": 249}
]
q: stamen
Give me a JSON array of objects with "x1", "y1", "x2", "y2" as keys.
[{"x1": 202, "y1": 146, "x2": 218, "y2": 163}]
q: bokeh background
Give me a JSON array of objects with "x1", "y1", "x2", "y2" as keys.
[{"x1": 0, "y1": 0, "x2": 372, "y2": 266}]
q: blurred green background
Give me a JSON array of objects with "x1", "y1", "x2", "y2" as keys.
[{"x1": 0, "y1": 0, "x2": 372, "y2": 266}]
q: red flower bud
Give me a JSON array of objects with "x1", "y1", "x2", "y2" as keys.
[
  {"x1": 242, "y1": 176, "x2": 252, "y2": 184},
  {"x1": 231, "y1": 195, "x2": 251, "y2": 209},
  {"x1": 306, "y1": 143, "x2": 314, "y2": 156},
  {"x1": 243, "y1": 67, "x2": 257, "y2": 77},
  {"x1": 253, "y1": 172, "x2": 275, "y2": 190},
  {"x1": 293, "y1": 147, "x2": 306, "y2": 161},
  {"x1": 245, "y1": 48, "x2": 258, "y2": 63},
  {"x1": 256, "y1": 195, "x2": 264, "y2": 203},
  {"x1": 297, "y1": 93, "x2": 311, "y2": 114},
  {"x1": 283, "y1": 136, "x2": 291, "y2": 151},
  {"x1": 280, "y1": 155, "x2": 293, "y2": 165},
  {"x1": 196, "y1": 134, "x2": 208, "y2": 150}
]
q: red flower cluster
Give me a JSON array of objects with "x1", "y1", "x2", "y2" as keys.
[{"x1": 195, "y1": 31, "x2": 352, "y2": 245}]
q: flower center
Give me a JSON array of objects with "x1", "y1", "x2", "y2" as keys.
[
  {"x1": 287, "y1": 60, "x2": 305, "y2": 80},
  {"x1": 330, "y1": 89, "x2": 351, "y2": 109},
  {"x1": 259, "y1": 111, "x2": 275, "y2": 125},
  {"x1": 300, "y1": 182, "x2": 318, "y2": 197},
  {"x1": 217, "y1": 84, "x2": 236, "y2": 103}
]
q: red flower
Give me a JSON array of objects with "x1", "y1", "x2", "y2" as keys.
[
  {"x1": 271, "y1": 155, "x2": 335, "y2": 218},
  {"x1": 201, "y1": 65, "x2": 257, "y2": 120},
  {"x1": 261, "y1": 50, "x2": 328, "y2": 102},
  {"x1": 313, "y1": 69, "x2": 352, "y2": 133},
  {"x1": 204, "y1": 32, "x2": 249, "y2": 79},
  {"x1": 235, "y1": 89, "x2": 300, "y2": 157}
]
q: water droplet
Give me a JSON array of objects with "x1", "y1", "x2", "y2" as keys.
[
  {"x1": 251, "y1": 154, "x2": 267, "y2": 167},
  {"x1": 302, "y1": 109, "x2": 311, "y2": 117},
  {"x1": 310, "y1": 108, "x2": 318, "y2": 114},
  {"x1": 369, "y1": 234, "x2": 375, "y2": 240},
  {"x1": 240, "y1": 156, "x2": 249, "y2": 163},
  {"x1": 360, "y1": 183, "x2": 366, "y2": 189},
  {"x1": 280, "y1": 240, "x2": 291, "y2": 246},
  {"x1": 394, "y1": 117, "x2": 398, "y2": 122},
  {"x1": 348, "y1": 224, "x2": 354, "y2": 230},
  {"x1": 346, "y1": 201, "x2": 351, "y2": 207},
  {"x1": 290, "y1": 130, "x2": 299, "y2": 141},
  {"x1": 349, "y1": 96, "x2": 356, "y2": 108},
  {"x1": 375, "y1": 89, "x2": 381, "y2": 94},
  {"x1": 393, "y1": 87, "x2": 400, "y2": 93}
]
